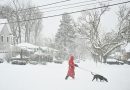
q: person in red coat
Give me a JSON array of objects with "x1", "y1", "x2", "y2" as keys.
[{"x1": 65, "y1": 55, "x2": 78, "y2": 80}]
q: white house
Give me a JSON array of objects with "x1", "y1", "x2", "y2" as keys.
[
  {"x1": 120, "y1": 43, "x2": 130, "y2": 60},
  {"x1": 123, "y1": 43, "x2": 130, "y2": 60},
  {"x1": 124, "y1": 43, "x2": 130, "y2": 52},
  {"x1": 0, "y1": 19, "x2": 13, "y2": 52}
]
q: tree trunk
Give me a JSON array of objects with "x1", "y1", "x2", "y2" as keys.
[{"x1": 103, "y1": 55, "x2": 107, "y2": 63}]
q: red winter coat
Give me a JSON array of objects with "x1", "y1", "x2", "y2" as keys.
[{"x1": 67, "y1": 55, "x2": 75, "y2": 78}]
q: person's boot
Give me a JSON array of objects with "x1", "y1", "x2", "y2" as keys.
[
  {"x1": 72, "y1": 76, "x2": 75, "y2": 79},
  {"x1": 65, "y1": 75, "x2": 69, "y2": 80}
]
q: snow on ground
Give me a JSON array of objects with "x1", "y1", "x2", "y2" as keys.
[{"x1": 0, "y1": 60, "x2": 130, "y2": 90}]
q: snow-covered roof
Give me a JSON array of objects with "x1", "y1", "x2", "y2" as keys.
[
  {"x1": 34, "y1": 50, "x2": 44, "y2": 55},
  {"x1": 0, "y1": 19, "x2": 12, "y2": 34},
  {"x1": 41, "y1": 46, "x2": 58, "y2": 52},
  {"x1": 16, "y1": 43, "x2": 39, "y2": 50}
]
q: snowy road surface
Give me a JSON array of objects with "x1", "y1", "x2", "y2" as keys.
[{"x1": 0, "y1": 60, "x2": 130, "y2": 90}]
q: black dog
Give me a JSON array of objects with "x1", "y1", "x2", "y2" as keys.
[{"x1": 91, "y1": 72, "x2": 108, "y2": 82}]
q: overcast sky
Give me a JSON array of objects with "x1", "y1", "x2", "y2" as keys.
[
  {"x1": 1, "y1": 0, "x2": 129, "y2": 38},
  {"x1": 31, "y1": 0, "x2": 119, "y2": 38}
]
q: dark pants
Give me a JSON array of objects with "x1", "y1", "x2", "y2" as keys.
[{"x1": 65, "y1": 75, "x2": 69, "y2": 80}]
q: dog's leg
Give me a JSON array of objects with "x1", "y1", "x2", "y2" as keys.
[
  {"x1": 99, "y1": 78, "x2": 102, "y2": 82},
  {"x1": 96, "y1": 77, "x2": 98, "y2": 81},
  {"x1": 92, "y1": 77, "x2": 95, "y2": 81},
  {"x1": 104, "y1": 78, "x2": 108, "y2": 82}
]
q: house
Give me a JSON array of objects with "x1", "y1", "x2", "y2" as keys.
[
  {"x1": 16, "y1": 42, "x2": 39, "y2": 52},
  {"x1": 123, "y1": 43, "x2": 130, "y2": 60},
  {"x1": 12, "y1": 43, "x2": 39, "y2": 58},
  {"x1": 0, "y1": 19, "x2": 13, "y2": 52},
  {"x1": 124, "y1": 43, "x2": 130, "y2": 52},
  {"x1": 116, "y1": 42, "x2": 130, "y2": 62}
]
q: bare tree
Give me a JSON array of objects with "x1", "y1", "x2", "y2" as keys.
[
  {"x1": 77, "y1": 3, "x2": 125, "y2": 63},
  {"x1": 21, "y1": 5, "x2": 42, "y2": 44},
  {"x1": 1, "y1": 0, "x2": 43, "y2": 44},
  {"x1": 12, "y1": 0, "x2": 22, "y2": 43},
  {"x1": 0, "y1": 3, "x2": 20, "y2": 44},
  {"x1": 117, "y1": 5, "x2": 130, "y2": 41}
]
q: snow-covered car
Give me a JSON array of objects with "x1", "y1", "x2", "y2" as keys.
[
  {"x1": 0, "y1": 58, "x2": 4, "y2": 63},
  {"x1": 54, "y1": 60, "x2": 63, "y2": 64},
  {"x1": 118, "y1": 61, "x2": 124, "y2": 65},
  {"x1": 124, "y1": 59, "x2": 130, "y2": 65},
  {"x1": 53, "y1": 57, "x2": 63, "y2": 64},
  {"x1": 106, "y1": 59, "x2": 124, "y2": 65},
  {"x1": 29, "y1": 60, "x2": 38, "y2": 65},
  {"x1": 46, "y1": 55, "x2": 53, "y2": 62},
  {"x1": 11, "y1": 60, "x2": 27, "y2": 65},
  {"x1": 41, "y1": 61, "x2": 46, "y2": 65}
]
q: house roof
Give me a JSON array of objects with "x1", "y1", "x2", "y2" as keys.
[
  {"x1": 16, "y1": 43, "x2": 39, "y2": 50},
  {"x1": 0, "y1": 19, "x2": 12, "y2": 34},
  {"x1": 41, "y1": 46, "x2": 58, "y2": 52}
]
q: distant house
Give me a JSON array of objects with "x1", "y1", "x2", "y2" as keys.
[
  {"x1": 124, "y1": 43, "x2": 130, "y2": 52},
  {"x1": 0, "y1": 19, "x2": 13, "y2": 52},
  {"x1": 118, "y1": 42, "x2": 130, "y2": 61},
  {"x1": 123, "y1": 43, "x2": 130, "y2": 60},
  {"x1": 16, "y1": 43, "x2": 39, "y2": 52},
  {"x1": 13, "y1": 43, "x2": 39, "y2": 57}
]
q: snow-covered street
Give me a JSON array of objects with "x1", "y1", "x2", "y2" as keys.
[
  {"x1": 0, "y1": 60, "x2": 130, "y2": 90},
  {"x1": 0, "y1": 0, "x2": 130, "y2": 90}
]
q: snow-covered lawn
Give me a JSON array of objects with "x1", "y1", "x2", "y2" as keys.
[{"x1": 0, "y1": 60, "x2": 130, "y2": 90}]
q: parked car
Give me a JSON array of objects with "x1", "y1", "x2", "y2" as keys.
[
  {"x1": 106, "y1": 59, "x2": 124, "y2": 65},
  {"x1": 11, "y1": 60, "x2": 27, "y2": 65},
  {"x1": 0, "y1": 58, "x2": 4, "y2": 63},
  {"x1": 41, "y1": 61, "x2": 47, "y2": 65},
  {"x1": 54, "y1": 60, "x2": 62, "y2": 64},
  {"x1": 29, "y1": 60, "x2": 38, "y2": 65},
  {"x1": 53, "y1": 58, "x2": 63, "y2": 64},
  {"x1": 46, "y1": 55, "x2": 53, "y2": 62}
]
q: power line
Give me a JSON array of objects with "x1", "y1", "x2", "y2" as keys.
[
  {"x1": 11, "y1": 0, "x2": 112, "y2": 16},
  {"x1": 0, "y1": 0, "x2": 130, "y2": 24},
  {"x1": 14, "y1": 0, "x2": 71, "y2": 12},
  {"x1": 1, "y1": 0, "x2": 110, "y2": 15},
  {"x1": 43, "y1": 0, "x2": 113, "y2": 13},
  {"x1": 0, "y1": 0, "x2": 98, "y2": 14},
  {"x1": 40, "y1": 0, "x2": 96, "y2": 10},
  {"x1": 0, "y1": 0, "x2": 70, "y2": 13},
  {"x1": 15, "y1": 0, "x2": 114, "y2": 15},
  {"x1": 32, "y1": 0, "x2": 130, "y2": 18}
]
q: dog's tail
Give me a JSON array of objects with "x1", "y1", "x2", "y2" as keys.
[{"x1": 91, "y1": 72, "x2": 95, "y2": 75}]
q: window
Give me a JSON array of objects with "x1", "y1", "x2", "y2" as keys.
[
  {"x1": 7, "y1": 37, "x2": 9, "y2": 42},
  {"x1": 1, "y1": 36, "x2": 3, "y2": 42}
]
